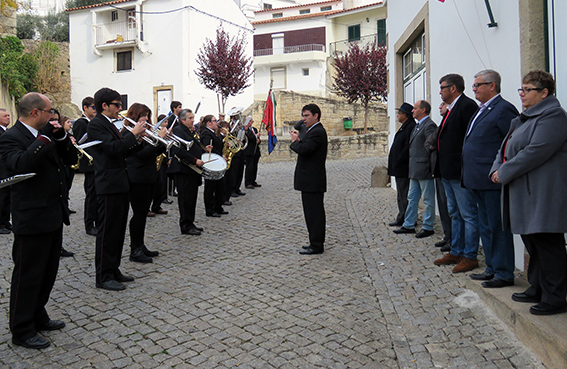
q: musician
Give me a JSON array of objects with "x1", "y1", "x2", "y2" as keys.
[
  {"x1": 0, "y1": 92, "x2": 78, "y2": 349},
  {"x1": 0, "y1": 108, "x2": 12, "y2": 234},
  {"x1": 199, "y1": 115, "x2": 228, "y2": 217},
  {"x1": 72, "y1": 96, "x2": 98, "y2": 237},
  {"x1": 219, "y1": 120, "x2": 233, "y2": 206},
  {"x1": 125, "y1": 103, "x2": 166, "y2": 263},
  {"x1": 228, "y1": 111, "x2": 246, "y2": 198},
  {"x1": 170, "y1": 108, "x2": 206, "y2": 235},
  {"x1": 150, "y1": 114, "x2": 171, "y2": 215},
  {"x1": 88, "y1": 88, "x2": 145, "y2": 291},
  {"x1": 244, "y1": 116, "x2": 262, "y2": 189},
  {"x1": 167, "y1": 101, "x2": 182, "y2": 129}
]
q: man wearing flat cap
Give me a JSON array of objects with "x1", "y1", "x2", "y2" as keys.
[{"x1": 387, "y1": 102, "x2": 416, "y2": 227}]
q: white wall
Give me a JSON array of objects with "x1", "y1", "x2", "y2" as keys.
[
  {"x1": 69, "y1": 0, "x2": 254, "y2": 118},
  {"x1": 548, "y1": 0, "x2": 567, "y2": 105}
]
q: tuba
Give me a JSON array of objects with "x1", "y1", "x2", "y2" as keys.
[{"x1": 227, "y1": 107, "x2": 248, "y2": 152}]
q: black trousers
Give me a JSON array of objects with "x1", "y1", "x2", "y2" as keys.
[
  {"x1": 204, "y1": 178, "x2": 224, "y2": 215},
  {"x1": 394, "y1": 177, "x2": 410, "y2": 223},
  {"x1": 232, "y1": 153, "x2": 245, "y2": 192},
  {"x1": 83, "y1": 172, "x2": 98, "y2": 231},
  {"x1": 95, "y1": 193, "x2": 129, "y2": 283},
  {"x1": 10, "y1": 227, "x2": 62, "y2": 340},
  {"x1": 301, "y1": 191, "x2": 325, "y2": 251},
  {"x1": 0, "y1": 186, "x2": 11, "y2": 228},
  {"x1": 129, "y1": 183, "x2": 153, "y2": 249},
  {"x1": 175, "y1": 173, "x2": 200, "y2": 232},
  {"x1": 151, "y1": 164, "x2": 168, "y2": 212},
  {"x1": 223, "y1": 166, "x2": 235, "y2": 201},
  {"x1": 521, "y1": 233, "x2": 567, "y2": 307},
  {"x1": 435, "y1": 178, "x2": 451, "y2": 241},
  {"x1": 244, "y1": 154, "x2": 260, "y2": 186}
]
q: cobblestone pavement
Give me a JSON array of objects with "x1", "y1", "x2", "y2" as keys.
[{"x1": 0, "y1": 156, "x2": 544, "y2": 368}]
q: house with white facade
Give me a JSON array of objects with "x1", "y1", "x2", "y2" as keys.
[
  {"x1": 21, "y1": 0, "x2": 66, "y2": 16},
  {"x1": 251, "y1": 0, "x2": 385, "y2": 100},
  {"x1": 387, "y1": 0, "x2": 567, "y2": 273},
  {"x1": 67, "y1": 0, "x2": 254, "y2": 119}
]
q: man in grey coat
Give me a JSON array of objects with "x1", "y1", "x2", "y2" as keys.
[{"x1": 394, "y1": 100, "x2": 438, "y2": 238}]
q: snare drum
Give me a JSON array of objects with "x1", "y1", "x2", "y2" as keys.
[{"x1": 201, "y1": 153, "x2": 227, "y2": 180}]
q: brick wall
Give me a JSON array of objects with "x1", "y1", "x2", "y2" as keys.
[{"x1": 254, "y1": 27, "x2": 326, "y2": 50}]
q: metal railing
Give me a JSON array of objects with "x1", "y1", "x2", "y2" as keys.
[
  {"x1": 254, "y1": 43, "x2": 325, "y2": 57},
  {"x1": 95, "y1": 20, "x2": 139, "y2": 46},
  {"x1": 329, "y1": 34, "x2": 385, "y2": 55}
]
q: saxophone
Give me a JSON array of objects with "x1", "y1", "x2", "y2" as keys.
[{"x1": 155, "y1": 153, "x2": 166, "y2": 171}]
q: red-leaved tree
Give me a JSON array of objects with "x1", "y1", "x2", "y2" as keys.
[
  {"x1": 332, "y1": 40, "x2": 387, "y2": 133},
  {"x1": 195, "y1": 26, "x2": 254, "y2": 114}
]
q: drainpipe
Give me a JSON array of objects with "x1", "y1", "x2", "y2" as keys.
[{"x1": 92, "y1": 10, "x2": 102, "y2": 56}]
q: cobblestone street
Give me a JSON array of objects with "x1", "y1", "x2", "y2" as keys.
[{"x1": 0, "y1": 156, "x2": 544, "y2": 368}]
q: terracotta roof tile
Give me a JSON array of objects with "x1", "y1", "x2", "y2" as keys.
[
  {"x1": 252, "y1": 9, "x2": 342, "y2": 25},
  {"x1": 255, "y1": 0, "x2": 342, "y2": 14},
  {"x1": 66, "y1": 0, "x2": 134, "y2": 12}
]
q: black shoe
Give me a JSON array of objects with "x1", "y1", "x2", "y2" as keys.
[
  {"x1": 393, "y1": 226, "x2": 415, "y2": 234},
  {"x1": 223, "y1": 201, "x2": 232, "y2": 206},
  {"x1": 12, "y1": 334, "x2": 50, "y2": 349},
  {"x1": 511, "y1": 292, "x2": 540, "y2": 303},
  {"x1": 0, "y1": 227, "x2": 11, "y2": 234},
  {"x1": 142, "y1": 245, "x2": 159, "y2": 257},
  {"x1": 162, "y1": 199, "x2": 173, "y2": 204},
  {"x1": 37, "y1": 320, "x2": 65, "y2": 331},
  {"x1": 470, "y1": 272, "x2": 495, "y2": 281},
  {"x1": 192, "y1": 226, "x2": 204, "y2": 232},
  {"x1": 172, "y1": 191, "x2": 178, "y2": 197},
  {"x1": 129, "y1": 248, "x2": 153, "y2": 263},
  {"x1": 415, "y1": 229, "x2": 434, "y2": 238},
  {"x1": 529, "y1": 303, "x2": 567, "y2": 316},
  {"x1": 219, "y1": 210, "x2": 229, "y2": 215},
  {"x1": 245, "y1": 184, "x2": 254, "y2": 189},
  {"x1": 182, "y1": 228, "x2": 201, "y2": 235},
  {"x1": 69, "y1": 209, "x2": 77, "y2": 214},
  {"x1": 115, "y1": 271, "x2": 134, "y2": 283},
  {"x1": 299, "y1": 247, "x2": 323, "y2": 255},
  {"x1": 440, "y1": 244, "x2": 451, "y2": 252},
  {"x1": 96, "y1": 280, "x2": 126, "y2": 291},
  {"x1": 482, "y1": 278, "x2": 514, "y2": 288},
  {"x1": 435, "y1": 239, "x2": 448, "y2": 247},
  {"x1": 86, "y1": 227, "x2": 97, "y2": 236},
  {"x1": 60, "y1": 248, "x2": 74, "y2": 257},
  {"x1": 302, "y1": 245, "x2": 311, "y2": 249},
  {"x1": 253, "y1": 183, "x2": 262, "y2": 187},
  {"x1": 388, "y1": 221, "x2": 403, "y2": 227},
  {"x1": 236, "y1": 190, "x2": 246, "y2": 196},
  {"x1": 206, "y1": 213, "x2": 221, "y2": 217},
  {"x1": 230, "y1": 192, "x2": 240, "y2": 198}
]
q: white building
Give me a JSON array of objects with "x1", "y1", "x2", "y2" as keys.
[
  {"x1": 67, "y1": 0, "x2": 254, "y2": 119},
  {"x1": 20, "y1": 0, "x2": 65, "y2": 16},
  {"x1": 387, "y1": 0, "x2": 567, "y2": 271}
]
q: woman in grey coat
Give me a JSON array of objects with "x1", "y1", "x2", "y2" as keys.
[{"x1": 490, "y1": 70, "x2": 567, "y2": 316}]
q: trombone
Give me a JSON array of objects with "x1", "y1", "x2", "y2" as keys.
[{"x1": 118, "y1": 113, "x2": 175, "y2": 150}]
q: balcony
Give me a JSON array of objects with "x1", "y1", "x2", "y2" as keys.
[
  {"x1": 330, "y1": 34, "x2": 384, "y2": 55},
  {"x1": 94, "y1": 20, "x2": 140, "y2": 49},
  {"x1": 254, "y1": 44, "x2": 325, "y2": 57}
]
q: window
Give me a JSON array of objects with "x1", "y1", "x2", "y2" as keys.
[
  {"x1": 272, "y1": 13, "x2": 283, "y2": 18},
  {"x1": 299, "y1": 9, "x2": 310, "y2": 15},
  {"x1": 302, "y1": 68, "x2": 309, "y2": 76},
  {"x1": 120, "y1": 95, "x2": 128, "y2": 111},
  {"x1": 111, "y1": 10, "x2": 118, "y2": 21},
  {"x1": 348, "y1": 24, "x2": 361, "y2": 42},
  {"x1": 402, "y1": 33, "x2": 425, "y2": 81},
  {"x1": 264, "y1": 3, "x2": 272, "y2": 10},
  {"x1": 116, "y1": 50, "x2": 132, "y2": 71},
  {"x1": 271, "y1": 67, "x2": 286, "y2": 89},
  {"x1": 377, "y1": 19, "x2": 386, "y2": 46},
  {"x1": 321, "y1": 6, "x2": 332, "y2": 11},
  {"x1": 127, "y1": 10, "x2": 136, "y2": 29}
]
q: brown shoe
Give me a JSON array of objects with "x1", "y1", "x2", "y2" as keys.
[
  {"x1": 452, "y1": 257, "x2": 479, "y2": 273},
  {"x1": 433, "y1": 253, "x2": 461, "y2": 266}
]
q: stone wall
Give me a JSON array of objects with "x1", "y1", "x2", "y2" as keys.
[{"x1": 0, "y1": 6, "x2": 17, "y2": 36}]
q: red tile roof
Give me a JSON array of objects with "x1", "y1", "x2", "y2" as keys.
[
  {"x1": 66, "y1": 0, "x2": 134, "y2": 12},
  {"x1": 255, "y1": 0, "x2": 342, "y2": 14},
  {"x1": 252, "y1": 9, "x2": 342, "y2": 25}
]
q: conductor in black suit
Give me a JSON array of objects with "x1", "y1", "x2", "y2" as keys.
[
  {"x1": 0, "y1": 92, "x2": 78, "y2": 349},
  {"x1": 88, "y1": 88, "x2": 146, "y2": 291},
  {"x1": 290, "y1": 104, "x2": 328, "y2": 255}
]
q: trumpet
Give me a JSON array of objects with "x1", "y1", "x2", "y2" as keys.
[
  {"x1": 167, "y1": 132, "x2": 194, "y2": 151},
  {"x1": 118, "y1": 113, "x2": 175, "y2": 150}
]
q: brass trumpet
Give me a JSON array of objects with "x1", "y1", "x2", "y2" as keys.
[
  {"x1": 167, "y1": 132, "x2": 194, "y2": 151},
  {"x1": 118, "y1": 113, "x2": 175, "y2": 150}
]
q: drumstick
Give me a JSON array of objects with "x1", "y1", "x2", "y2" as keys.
[{"x1": 203, "y1": 158, "x2": 218, "y2": 164}]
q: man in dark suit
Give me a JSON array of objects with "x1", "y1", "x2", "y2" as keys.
[
  {"x1": 244, "y1": 116, "x2": 261, "y2": 189},
  {"x1": 72, "y1": 96, "x2": 98, "y2": 236},
  {"x1": 170, "y1": 108, "x2": 206, "y2": 235},
  {"x1": 463, "y1": 70, "x2": 518, "y2": 288},
  {"x1": 387, "y1": 103, "x2": 416, "y2": 227},
  {"x1": 394, "y1": 100, "x2": 437, "y2": 238},
  {"x1": 200, "y1": 115, "x2": 227, "y2": 217},
  {"x1": 290, "y1": 104, "x2": 328, "y2": 255},
  {"x1": 0, "y1": 92, "x2": 78, "y2": 349},
  {"x1": 0, "y1": 108, "x2": 12, "y2": 234},
  {"x1": 88, "y1": 88, "x2": 145, "y2": 291},
  {"x1": 167, "y1": 101, "x2": 182, "y2": 129},
  {"x1": 433, "y1": 74, "x2": 480, "y2": 273}
]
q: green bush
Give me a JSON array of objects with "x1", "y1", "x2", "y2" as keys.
[{"x1": 0, "y1": 36, "x2": 38, "y2": 99}]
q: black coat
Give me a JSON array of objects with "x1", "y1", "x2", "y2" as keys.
[
  {"x1": 243, "y1": 127, "x2": 261, "y2": 157},
  {"x1": 87, "y1": 113, "x2": 140, "y2": 195},
  {"x1": 126, "y1": 142, "x2": 165, "y2": 184},
  {"x1": 388, "y1": 118, "x2": 416, "y2": 177},
  {"x1": 290, "y1": 122, "x2": 328, "y2": 193},
  {"x1": 199, "y1": 127, "x2": 223, "y2": 155},
  {"x1": 0, "y1": 121, "x2": 78, "y2": 234},
  {"x1": 72, "y1": 116, "x2": 94, "y2": 173},
  {"x1": 169, "y1": 123, "x2": 204, "y2": 183},
  {"x1": 436, "y1": 94, "x2": 478, "y2": 180}
]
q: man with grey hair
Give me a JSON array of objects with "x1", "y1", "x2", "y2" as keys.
[
  {"x1": 0, "y1": 92, "x2": 78, "y2": 349},
  {"x1": 462, "y1": 70, "x2": 518, "y2": 287},
  {"x1": 0, "y1": 108, "x2": 12, "y2": 234}
]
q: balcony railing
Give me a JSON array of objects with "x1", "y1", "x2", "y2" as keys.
[
  {"x1": 329, "y1": 34, "x2": 385, "y2": 55},
  {"x1": 95, "y1": 20, "x2": 139, "y2": 46},
  {"x1": 254, "y1": 43, "x2": 325, "y2": 57}
]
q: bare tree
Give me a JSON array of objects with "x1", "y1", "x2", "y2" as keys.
[
  {"x1": 332, "y1": 40, "x2": 387, "y2": 133},
  {"x1": 195, "y1": 26, "x2": 254, "y2": 114}
]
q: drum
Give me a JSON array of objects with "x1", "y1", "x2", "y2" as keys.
[{"x1": 201, "y1": 153, "x2": 227, "y2": 180}]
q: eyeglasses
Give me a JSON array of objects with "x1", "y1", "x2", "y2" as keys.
[
  {"x1": 108, "y1": 102, "x2": 122, "y2": 107},
  {"x1": 440, "y1": 84, "x2": 454, "y2": 90},
  {"x1": 88, "y1": 105, "x2": 95, "y2": 109},
  {"x1": 472, "y1": 82, "x2": 492, "y2": 89},
  {"x1": 38, "y1": 108, "x2": 57, "y2": 115},
  {"x1": 517, "y1": 87, "x2": 543, "y2": 95}
]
